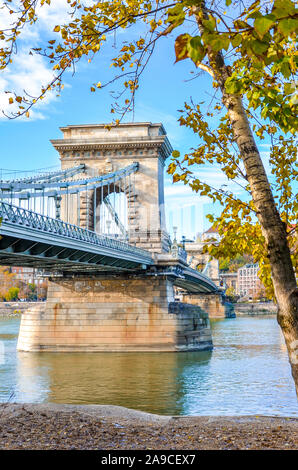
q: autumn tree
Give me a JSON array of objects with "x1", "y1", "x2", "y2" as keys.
[
  {"x1": 225, "y1": 286, "x2": 237, "y2": 302},
  {"x1": 0, "y1": 0, "x2": 297, "y2": 393},
  {"x1": 0, "y1": 267, "x2": 19, "y2": 300},
  {"x1": 6, "y1": 286, "x2": 20, "y2": 301}
]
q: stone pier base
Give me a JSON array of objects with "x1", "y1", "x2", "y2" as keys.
[
  {"x1": 182, "y1": 293, "x2": 235, "y2": 319},
  {"x1": 17, "y1": 275, "x2": 212, "y2": 352}
]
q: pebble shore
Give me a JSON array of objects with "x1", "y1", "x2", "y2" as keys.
[{"x1": 0, "y1": 403, "x2": 297, "y2": 450}]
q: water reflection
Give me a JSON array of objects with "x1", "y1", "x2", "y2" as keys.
[
  {"x1": 0, "y1": 315, "x2": 297, "y2": 416},
  {"x1": 16, "y1": 351, "x2": 212, "y2": 415}
]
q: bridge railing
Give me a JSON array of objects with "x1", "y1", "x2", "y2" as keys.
[{"x1": 0, "y1": 201, "x2": 152, "y2": 261}]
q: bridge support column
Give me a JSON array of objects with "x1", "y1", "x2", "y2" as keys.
[
  {"x1": 17, "y1": 275, "x2": 212, "y2": 352},
  {"x1": 182, "y1": 293, "x2": 235, "y2": 319}
]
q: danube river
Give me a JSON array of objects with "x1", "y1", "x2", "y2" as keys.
[{"x1": 0, "y1": 314, "x2": 297, "y2": 416}]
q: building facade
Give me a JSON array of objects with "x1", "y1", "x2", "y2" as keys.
[{"x1": 237, "y1": 263, "x2": 260, "y2": 298}]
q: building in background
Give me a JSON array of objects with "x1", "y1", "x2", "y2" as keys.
[
  {"x1": 201, "y1": 225, "x2": 220, "y2": 242},
  {"x1": 237, "y1": 263, "x2": 260, "y2": 298}
]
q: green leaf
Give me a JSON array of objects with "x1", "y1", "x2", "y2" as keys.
[
  {"x1": 254, "y1": 15, "x2": 275, "y2": 38},
  {"x1": 220, "y1": 34, "x2": 230, "y2": 51},
  {"x1": 231, "y1": 34, "x2": 242, "y2": 47},
  {"x1": 166, "y1": 4, "x2": 185, "y2": 26},
  {"x1": 278, "y1": 18, "x2": 298, "y2": 37},
  {"x1": 188, "y1": 36, "x2": 205, "y2": 63},
  {"x1": 225, "y1": 77, "x2": 242, "y2": 94},
  {"x1": 251, "y1": 39, "x2": 269, "y2": 55},
  {"x1": 273, "y1": 0, "x2": 296, "y2": 16},
  {"x1": 208, "y1": 34, "x2": 230, "y2": 52},
  {"x1": 225, "y1": 0, "x2": 232, "y2": 5},
  {"x1": 202, "y1": 17, "x2": 216, "y2": 32},
  {"x1": 280, "y1": 61, "x2": 291, "y2": 78},
  {"x1": 284, "y1": 82, "x2": 295, "y2": 95}
]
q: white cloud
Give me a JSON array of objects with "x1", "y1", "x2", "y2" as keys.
[
  {"x1": 0, "y1": 0, "x2": 72, "y2": 120},
  {"x1": 0, "y1": 50, "x2": 58, "y2": 119},
  {"x1": 37, "y1": 0, "x2": 73, "y2": 31},
  {"x1": 0, "y1": 0, "x2": 70, "y2": 33}
]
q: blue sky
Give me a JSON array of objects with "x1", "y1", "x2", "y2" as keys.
[{"x1": 0, "y1": 1, "x2": 282, "y2": 241}]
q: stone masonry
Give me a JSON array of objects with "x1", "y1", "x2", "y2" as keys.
[
  {"x1": 17, "y1": 276, "x2": 212, "y2": 352},
  {"x1": 182, "y1": 293, "x2": 235, "y2": 318},
  {"x1": 51, "y1": 122, "x2": 172, "y2": 253}
]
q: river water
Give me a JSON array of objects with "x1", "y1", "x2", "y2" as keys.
[{"x1": 0, "y1": 315, "x2": 297, "y2": 416}]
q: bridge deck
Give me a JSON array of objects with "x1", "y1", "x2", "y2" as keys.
[{"x1": 0, "y1": 202, "x2": 153, "y2": 272}]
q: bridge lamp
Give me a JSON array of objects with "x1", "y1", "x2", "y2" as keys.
[{"x1": 173, "y1": 226, "x2": 177, "y2": 243}]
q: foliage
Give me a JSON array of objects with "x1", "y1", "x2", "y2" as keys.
[
  {"x1": 219, "y1": 258, "x2": 230, "y2": 272},
  {"x1": 0, "y1": 0, "x2": 296, "y2": 121},
  {"x1": 225, "y1": 285, "x2": 237, "y2": 302},
  {"x1": 219, "y1": 254, "x2": 253, "y2": 272},
  {"x1": 6, "y1": 287, "x2": 19, "y2": 301},
  {"x1": 26, "y1": 283, "x2": 37, "y2": 300},
  {"x1": 0, "y1": 267, "x2": 17, "y2": 300},
  {"x1": 165, "y1": 0, "x2": 298, "y2": 299}
]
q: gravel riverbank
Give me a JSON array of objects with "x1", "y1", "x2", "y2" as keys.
[{"x1": 0, "y1": 404, "x2": 297, "y2": 450}]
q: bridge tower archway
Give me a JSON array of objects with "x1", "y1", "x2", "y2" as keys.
[
  {"x1": 51, "y1": 122, "x2": 172, "y2": 253},
  {"x1": 93, "y1": 181, "x2": 129, "y2": 239}
]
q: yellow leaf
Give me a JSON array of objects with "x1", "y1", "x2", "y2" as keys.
[
  {"x1": 53, "y1": 25, "x2": 60, "y2": 32},
  {"x1": 8, "y1": 97, "x2": 13, "y2": 104},
  {"x1": 25, "y1": 111, "x2": 30, "y2": 118}
]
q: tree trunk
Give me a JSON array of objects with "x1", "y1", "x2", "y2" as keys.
[
  {"x1": 195, "y1": 3, "x2": 298, "y2": 395},
  {"x1": 221, "y1": 90, "x2": 298, "y2": 396}
]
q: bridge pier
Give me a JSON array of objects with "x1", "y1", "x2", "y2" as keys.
[
  {"x1": 182, "y1": 293, "x2": 235, "y2": 319},
  {"x1": 17, "y1": 275, "x2": 213, "y2": 352}
]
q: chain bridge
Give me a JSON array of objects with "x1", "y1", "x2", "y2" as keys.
[
  {"x1": 0, "y1": 164, "x2": 153, "y2": 272},
  {"x1": 0, "y1": 122, "x2": 225, "y2": 353}
]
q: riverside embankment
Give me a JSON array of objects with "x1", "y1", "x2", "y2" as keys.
[
  {"x1": 0, "y1": 403, "x2": 297, "y2": 450},
  {"x1": 234, "y1": 302, "x2": 277, "y2": 316},
  {"x1": 0, "y1": 302, "x2": 44, "y2": 317}
]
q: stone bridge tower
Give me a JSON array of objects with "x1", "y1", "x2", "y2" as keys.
[
  {"x1": 17, "y1": 122, "x2": 215, "y2": 353},
  {"x1": 51, "y1": 122, "x2": 172, "y2": 253}
]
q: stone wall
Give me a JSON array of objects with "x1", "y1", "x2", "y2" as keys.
[
  {"x1": 17, "y1": 275, "x2": 212, "y2": 352},
  {"x1": 182, "y1": 293, "x2": 235, "y2": 318},
  {"x1": 168, "y1": 302, "x2": 212, "y2": 351},
  {"x1": 234, "y1": 302, "x2": 277, "y2": 316}
]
